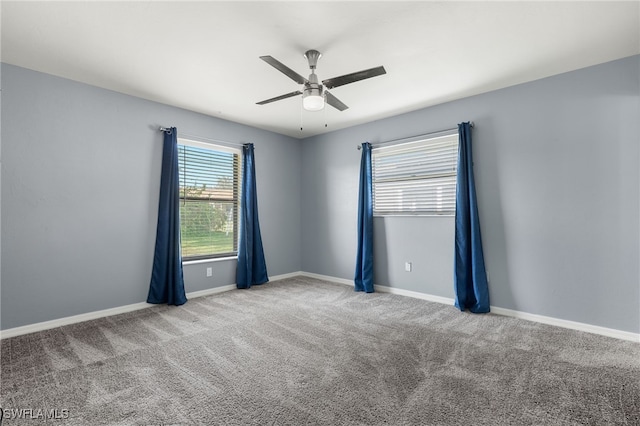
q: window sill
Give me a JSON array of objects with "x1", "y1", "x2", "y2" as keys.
[{"x1": 183, "y1": 256, "x2": 238, "y2": 266}]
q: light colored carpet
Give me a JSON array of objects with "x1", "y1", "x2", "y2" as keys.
[{"x1": 1, "y1": 276, "x2": 639, "y2": 425}]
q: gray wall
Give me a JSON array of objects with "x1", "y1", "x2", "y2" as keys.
[
  {"x1": 1, "y1": 64, "x2": 302, "y2": 330},
  {"x1": 3, "y1": 56, "x2": 639, "y2": 334},
  {"x1": 301, "y1": 55, "x2": 640, "y2": 333}
]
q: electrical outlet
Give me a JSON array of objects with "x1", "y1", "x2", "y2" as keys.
[
  {"x1": 206, "y1": 267, "x2": 213, "y2": 277},
  {"x1": 405, "y1": 262, "x2": 412, "y2": 272}
]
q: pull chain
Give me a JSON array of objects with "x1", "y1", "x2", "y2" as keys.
[
  {"x1": 300, "y1": 98, "x2": 304, "y2": 132},
  {"x1": 324, "y1": 99, "x2": 328, "y2": 128}
]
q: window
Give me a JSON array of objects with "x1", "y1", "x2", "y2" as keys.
[
  {"x1": 372, "y1": 132, "x2": 458, "y2": 216},
  {"x1": 178, "y1": 139, "x2": 241, "y2": 260}
]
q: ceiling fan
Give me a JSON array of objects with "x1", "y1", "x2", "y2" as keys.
[{"x1": 256, "y1": 49, "x2": 386, "y2": 112}]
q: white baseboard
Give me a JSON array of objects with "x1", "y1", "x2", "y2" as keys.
[
  {"x1": 375, "y1": 284, "x2": 456, "y2": 306},
  {"x1": 269, "y1": 271, "x2": 305, "y2": 281},
  {"x1": 185, "y1": 284, "x2": 236, "y2": 299},
  {"x1": 489, "y1": 306, "x2": 639, "y2": 343},
  {"x1": 299, "y1": 272, "x2": 455, "y2": 305},
  {"x1": 299, "y1": 271, "x2": 353, "y2": 286},
  {"x1": 299, "y1": 272, "x2": 639, "y2": 343},
  {"x1": 3, "y1": 272, "x2": 638, "y2": 343},
  {"x1": 0, "y1": 301, "x2": 154, "y2": 340},
  {"x1": 0, "y1": 284, "x2": 236, "y2": 339},
  {"x1": 0, "y1": 272, "x2": 313, "y2": 339}
]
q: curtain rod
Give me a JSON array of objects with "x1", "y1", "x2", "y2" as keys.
[
  {"x1": 357, "y1": 122, "x2": 474, "y2": 150},
  {"x1": 158, "y1": 127, "x2": 247, "y2": 148}
]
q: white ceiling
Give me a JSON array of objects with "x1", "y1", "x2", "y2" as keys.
[{"x1": 2, "y1": 1, "x2": 639, "y2": 139}]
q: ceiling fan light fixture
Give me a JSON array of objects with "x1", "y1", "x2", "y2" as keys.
[{"x1": 302, "y1": 87, "x2": 324, "y2": 111}]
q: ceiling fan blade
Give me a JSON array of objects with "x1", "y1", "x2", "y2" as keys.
[
  {"x1": 322, "y1": 66, "x2": 386, "y2": 89},
  {"x1": 325, "y1": 91, "x2": 349, "y2": 111},
  {"x1": 260, "y1": 56, "x2": 308, "y2": 85},
  {"x1": 256, "y1": 91, "x2": 302, "y2": 105}
]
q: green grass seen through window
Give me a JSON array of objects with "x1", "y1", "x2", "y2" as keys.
[{"x1": 181, "y1": 231, "x2": 235, "y2": 258}]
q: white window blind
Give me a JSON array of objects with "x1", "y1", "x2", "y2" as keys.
[
  {"x1": 178, "y1": 139, "x2": 241, "y2": 259},
  {"x1": 372, "y1": 133, "x2": 459, "y2": 216}
]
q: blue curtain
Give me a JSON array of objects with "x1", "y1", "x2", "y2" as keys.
[
  {"x1": 454, "y1": 122, "x2": 490, "y2": 313},
  {"x1": 237, "y1": 143, "x2": 269, "y2": 289},
  {"x1": 354, "y1": 142, "x2": 374, "y2": 293},
  {"x1": 147, "y1": 127, "x2": 187, "y2": 306}
]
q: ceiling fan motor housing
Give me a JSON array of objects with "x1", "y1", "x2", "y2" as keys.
[{"x1": 303, "y1": 68, "x2": 324, "y2": 110}]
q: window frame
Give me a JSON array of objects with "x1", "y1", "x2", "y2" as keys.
[
  {"x1": 177, "y1": 138, "x2": 242, "y2": 261},
  {"x1": 372, "y1": 131, "x2": 459, "y2": 217}
]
